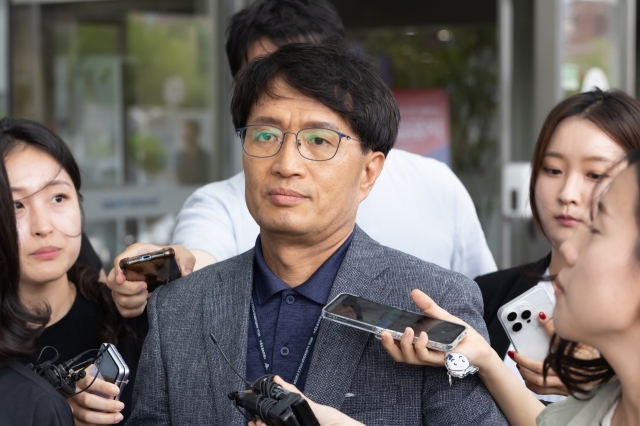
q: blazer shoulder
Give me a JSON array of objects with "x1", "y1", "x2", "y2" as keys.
[
  {"x1": 378, "y1": 244, "x2": 479, "y2": 297},
  {"x1": 152, "y1": 248, "x2": 254, "y2": 307}
]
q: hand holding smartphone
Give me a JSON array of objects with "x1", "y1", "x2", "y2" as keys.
[
  {"x1": 89, "y1": 343, "x2": 130, "y2": 401},
  {"x1": 498, "y1": 286, "x2": 553, "y2": 361},
  {"x1": 119, "y1": 248, "x2": 182, "y2": 293},
  {"x1": 322, "y1": 293, "x2": 467, "y2": 352}
]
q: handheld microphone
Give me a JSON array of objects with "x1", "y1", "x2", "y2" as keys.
[{"x1": 209, "y1": 333, "x2": 319, "y2": 426}]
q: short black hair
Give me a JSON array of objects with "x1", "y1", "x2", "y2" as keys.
[
  {"x1": 230, "y1": 42, "x2": 399, "y2": 156},
  {"x1": 225, "y1": 0, "x2": 345, "y2": 77}
]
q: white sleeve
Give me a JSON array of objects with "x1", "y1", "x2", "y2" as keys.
[
  {"x1": 450, "y1": 175, "x2": 498, "y2": 278},
  {"x1": 171, "y1": 172, "x2": 258, "y2": 262}
]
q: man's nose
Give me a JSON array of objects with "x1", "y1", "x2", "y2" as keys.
[{"x1": 271, "y1": 133, "x2": 305, "y2": 177}]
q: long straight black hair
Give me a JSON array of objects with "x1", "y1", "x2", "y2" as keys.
[{"x1": 0, "y1": 155, "x2": 50, "y2": 367}]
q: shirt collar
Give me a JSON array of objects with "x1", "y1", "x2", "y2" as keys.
[{"x1": 253, "y1": 230, "x2": 355, "y2": 305}]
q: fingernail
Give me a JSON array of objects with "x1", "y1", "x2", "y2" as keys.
[
  {"x1": 112, "y1": 385, "x2": 121, "y2": 395},
  {"x1": 539, "y1": 312, "x2": 547, "y2": 320},
  {"x1": 139, "y1": 283, "x2": 147, "y2": 291},
  {"x1": 507, "y1": 351, "x2": 515, "y2": 360},
  {"x1": 116, "y1": 401, "x2": 125, "y2": 410},
  {"x1": 419, "y1": 331, "x2": 427, "y2": 340},
  {"x1": 115, "y1": 413, "x2": 124, "y2": 422},
  {"x1": 183, "y1": 268, "x2": 192, "y2": 276},
  {"x1": 516, "y1": 364, "x2": 520, "y2": 370}
]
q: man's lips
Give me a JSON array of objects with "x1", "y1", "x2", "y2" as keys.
[
  {"x1": 555, "y1": 214, "x2": 582, "y2": 227},
  {"x1": 267, "y1": 188, "x2": 309, "y2": 205},
  {"x1": 30, "y1": 246, "x2": 61, "y2": 260}
]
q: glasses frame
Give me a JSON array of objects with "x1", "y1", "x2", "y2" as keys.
[{"x1": 236, "y1": 124, "x2": 363, "y2": 161}]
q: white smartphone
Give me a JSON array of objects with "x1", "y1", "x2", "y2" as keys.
[
  {"x1": 322, "y1": 293, "x2": 467, "y2": 352},
  {"x1": 497, "y1": 286, "x2": 553, "y2": 361},
  {"x1": 89, "y1": 343, "x2": 130, "y2": 401}
]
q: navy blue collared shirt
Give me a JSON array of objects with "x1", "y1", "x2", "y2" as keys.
[{"x1": 246, "y1": 231, "x2": 354, "y2": 391}]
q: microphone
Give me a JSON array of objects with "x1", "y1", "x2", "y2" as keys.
[{"x1": 209, "y1": 333, "x2": 252, "y2": 386}]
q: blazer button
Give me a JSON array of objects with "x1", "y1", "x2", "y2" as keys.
[{"x1": 280, "y1": 347, "x2": 289, "y2": 356}]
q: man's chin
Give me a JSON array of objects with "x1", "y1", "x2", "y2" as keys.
[{"x1": 257, "y1": 218, "x2": 310, "y2": 237}]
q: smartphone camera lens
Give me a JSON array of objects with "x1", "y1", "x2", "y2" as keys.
[
  {"x1": 512, "y1": 323, "x2": 522, "y2": 332},
  {"x1": 521, "y1": 310, "x2": 531, "y2": 320},
  {"x1": 507, "y1": 312, "x2": 517, "y2": 322}
]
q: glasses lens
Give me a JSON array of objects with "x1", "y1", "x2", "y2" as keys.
[
  {"x1": 242, "y1": 125, "x2": 283, "y2": 157},
  {"x1": 298, "y1": 128, "x2": 340, "y2": 160}
]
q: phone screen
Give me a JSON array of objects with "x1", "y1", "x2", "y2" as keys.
[
  {"x1": 325, "y1": 294, "x2": 466, "y2": 345},
  {"x1": 95, "y1": 351, "x2": 120, "y2": 384},
  {"x1": 123, "y1": 256, "x2": 181, "y2": 291}
]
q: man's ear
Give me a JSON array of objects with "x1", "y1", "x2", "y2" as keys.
[{"x1": 358, "y1": 150, "x2": 385, "y2": 203}]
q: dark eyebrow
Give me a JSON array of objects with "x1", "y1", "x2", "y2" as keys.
[
  {"x1": 248, "y1": 117, "x2": 340, "y2": 132},
  {"x1": 302, "y1": 121, "x2": 340, "y2": 131},
  {"x1": 250, "y1": 116, "x2": 283, "y2": 127},
  {"x1": 544, "y1": 152, "x2": 618, "y2": 163},
  {"x1": 11, "y1": 179, "x2": 72, "y2": 193},
  {"x1": 583, "y1": 155, "x2": 617, "y2": 163}
]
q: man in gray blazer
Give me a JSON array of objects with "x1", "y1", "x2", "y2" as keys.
[{"x1": 127, "y1": 43, "x2": 506, "y2": 425}]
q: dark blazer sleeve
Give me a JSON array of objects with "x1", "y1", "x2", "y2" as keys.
[
  {"x1": 127, "y1": 289, "x2": 171, "y2": 426},
  {"x1": 475, "y1": 254, "x2": 551, "y2": 359}
]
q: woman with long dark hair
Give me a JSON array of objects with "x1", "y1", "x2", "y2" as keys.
[
  {"x1": 474, "y1": 89, "x2": 640, "y2": 399},
  {"x1": 0, "y1": 154, "x2": 73, "y2": 425},
  {"x1": 0, "y1": 117, "x2": 146, "y2": 424}
]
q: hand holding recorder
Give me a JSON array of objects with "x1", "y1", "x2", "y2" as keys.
[{"x1": 106, "y1": 243, "x2": 195, "y2": 318}]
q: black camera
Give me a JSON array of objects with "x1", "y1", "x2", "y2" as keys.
[
  {"x1": 28, "y1": 346, "x2": 104, "y2": 398},
  {"x1": 229, "y1": 375, "x2": 320, "y2": 426}
]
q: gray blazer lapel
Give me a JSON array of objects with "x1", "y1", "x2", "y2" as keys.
[
  {"x1": 304, "y1": 227, "x2": 392, "y2": 409},
  {"x1": 203, "y1": 249, "x2": 254, "y2": 425}
]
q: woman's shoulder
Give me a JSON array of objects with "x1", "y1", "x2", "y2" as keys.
[
  {"x1": 475, "y1": 254, "x2": 550, "y2": 286},
  {"x1": 536, "y1": 381, "x2": 621, "y2": 426},
  {"x1": 0, "y1": 362, "x2": 73, "y2": 425}
]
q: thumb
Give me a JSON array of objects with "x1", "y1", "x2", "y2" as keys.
[
  {"x1": 411, "y1": 289, "x2": 451, "y2": 319},
  {"x1": 273, "y1": 376, "x2": 305, "y2": 398}
]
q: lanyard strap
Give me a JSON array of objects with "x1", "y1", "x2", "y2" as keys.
[{"x1": 250, "y1": 299, "x2": 322, "y2": 385}]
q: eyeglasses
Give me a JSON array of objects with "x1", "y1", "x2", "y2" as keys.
[{"x1": 236, "y1": 124, "x2": 362, "y2": 161}]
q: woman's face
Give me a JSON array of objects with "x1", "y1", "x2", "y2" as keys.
[
  {"x1": 6, "y1": 144, "x2": 82, "y2": 287},
  {"x1": 535, "y1": 117, "x2": 625, "y2": 248},
  {"x1": 554, "y1": 166, "x2": 640, "y2": 346}
]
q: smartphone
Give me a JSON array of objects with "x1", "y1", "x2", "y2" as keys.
[
  {"x1": 498, "y1": 286, "x2": 553, "y2": 361},
  {"x1": 119, "y1": 248, "x2": 182, "y2": 293},
  {"x1": 89, "y1": 343, "x2": 130, "y2": 401},
  {"x1": 322, "y1": 293, "x2": 467, "y2": 352}
]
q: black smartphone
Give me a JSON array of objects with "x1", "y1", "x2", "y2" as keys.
[
  {"x1": 322, "y1": 293, "x2": 467, "y2": 351},
  {"x1": 89, "y1": 343, "x2": 130, "y2": 401},
  {"x1": 119, "y1": 248, "x2": 182, "y2": 293}
]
